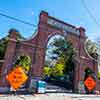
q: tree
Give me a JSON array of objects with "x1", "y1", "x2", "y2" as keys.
[
  {"x1": 52, "y1": 38, "x2": 75, "y2": 75},
  {"x1": 95, "y1": 42, "x2": 100, "y2": 61},
  {"x1": 96, "y1": 43, "x2": 100, "y2": 79},
  {"x1": 14, "y1": 55, "x2": 31, "y2": 73},
  {"x1": 44, "y1": 36, "x2": 75, "y2": 82},
  {"x1": 0, "y1": 37, "x2": 8, "y2": 59},
  {"x1": 43, "y1": 36, "x2": 76, "y2": 90},
  {"x1": 85, "y1": 39, "x2": 98, "y2": 58},
  {"x1": 51, "y1": 63, "x2": 64, "y2": 77},
  {"x1": 0, "y1": 29, "x2": 25, "y2": 59},
  {"x1": 43, "y1": 66, "x2": 52, "y2": 77}
]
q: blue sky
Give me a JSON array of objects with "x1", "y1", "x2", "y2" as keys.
[{"x1": 0, "y1": 0, "x2": 100, "y2": 41}]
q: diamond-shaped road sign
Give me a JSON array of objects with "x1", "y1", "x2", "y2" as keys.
[
  {"x1": 84, "y1": 76, "x2": 96, "y2": 91},
  {"x1": 6, "y1": 66, "x2": 28, "y2": 90}
]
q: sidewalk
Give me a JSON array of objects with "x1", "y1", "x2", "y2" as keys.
[
  {"x1": 0, "y1": 94, "x2": 72, "y2": 100},
  {"x1": 0, "y1": 93, "x2": 100, "y2": 100}
]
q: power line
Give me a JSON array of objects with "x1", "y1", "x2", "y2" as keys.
[
  {"x1": 81, "y1": 0, "x2": 100, "y2": 63},
  {"x1": 81, "y1": 0, "x2": 100, "y2": 27},
  {"x1": 0, "y1": 12, "x2": 37, "y2": 27},
  {"x1": 0, "y1": 9, "x2": 99, "y2": 63}
]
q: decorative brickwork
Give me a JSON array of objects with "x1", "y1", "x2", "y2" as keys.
[{"x1": 0, "y1": 11, "x2": 98, "y2": 92}]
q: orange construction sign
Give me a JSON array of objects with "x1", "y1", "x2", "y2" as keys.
[
  {"x1": 6, "y1": 66, "x2": 28, "y2": 90},
  {"x1": 84, "y1": 76, "x2": 96, "y2": 91}
]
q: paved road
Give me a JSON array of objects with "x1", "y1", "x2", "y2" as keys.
[{"x1": 0, "y1": 93, "x2": 100, "y2": 100}]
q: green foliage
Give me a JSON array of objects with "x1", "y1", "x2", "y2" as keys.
[
  {"x1": 96, "y1": 43, "x2": 100, "y2": 63},
  {"x1": 14, "y1": 55, "x2": 31, "y2": 72},
  {"x1": 51, "y1": 63, "x2": 64, "y2": 77},
  {"x1": 86, "y1": 39, "x2": 97, "y2": 57},
  {"x1": 53, "y1": 39, "x2": 75, "y2": 58},
  {"x1": 95, "y1": 42, "x2": 100, "y2": 79},
  {"x1": 44, "y1": 37, "x2": 75, "y2": 81},
  {"x1": 52, "y1": 39, "x2": 75, "y2": 74},
  {"x1": 43, "y1": 63, "x2": 65, "y2": 79},
  {"x1": 98, "y1": 63, "x2": 100, "y2": 80},
  {"x1": 98, "y1": 72, "x2": 100, "y2": 79},
  {"x1": 0, "y1": 30, "x2": 25, "y2": 59},
  {"x1": 43, "y1": 66, "x2": 52, "y2": 77},
  {"x1": 0, "y1": 37, "x2": 9, "y2": 59},
  {"x1": 84, "y1": 68, "x2": 93, "y2": 80}
]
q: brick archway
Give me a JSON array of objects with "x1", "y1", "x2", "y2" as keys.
[{"x1": 0, "y1": 11, "x2": 98, "y2": 92}]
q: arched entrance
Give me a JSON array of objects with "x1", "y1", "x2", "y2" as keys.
[
  {"x1": 0, "y1": 11, "x2": 98, "y2": 93},
  {"x1": 84, "y1": 68, "x2": 96, "y2": 94},
  {"x1": 43, "y1": 34, "x2": 75, "y2": 92}
]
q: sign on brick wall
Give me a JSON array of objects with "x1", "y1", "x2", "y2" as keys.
[
  {"x1": 47, "y1": 18, "x2": 80, "y2": 35},
  {"x1": 84, "y1": 76, "x2": 96, "y2": 91},
  {"x1": 6, "y1": 66, "x2": 28, "y2": 90}
]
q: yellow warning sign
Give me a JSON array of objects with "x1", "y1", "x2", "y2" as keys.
[{"x1": 6, "y1": 66, "x2": 28, "y2": 90}]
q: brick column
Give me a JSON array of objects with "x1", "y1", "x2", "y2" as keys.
[
  {"x1": 0, "y1": 29, "x2": 18, "y2": 91},
  {"x1": 77, "y1": 27, "x2": 86, "y2": 92},
  {"x1": 92, "y1": 56, "x2": 99, "y2": 91},
  {"x1": 33, "y1": 11, "x2": 48, "y2": 77}
]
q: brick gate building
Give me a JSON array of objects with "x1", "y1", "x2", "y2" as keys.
[{"x1": 0, "y1": 11, "x2": 99, "y2": 93}]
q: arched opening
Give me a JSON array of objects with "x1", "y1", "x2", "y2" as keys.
[
  {"x1": 84, "y1": 68, "x2": 93, "y2": 80},
  {"x1": 43, "y1": 34, "x2": 76, "y2": 92},
  {"x1": 13, "y1": 54, "x2": 31, "y2": 90}
]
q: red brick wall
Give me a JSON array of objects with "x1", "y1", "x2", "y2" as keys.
[{"x1": 0, "y1": 11, "x2": 98, "y2": 92}]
